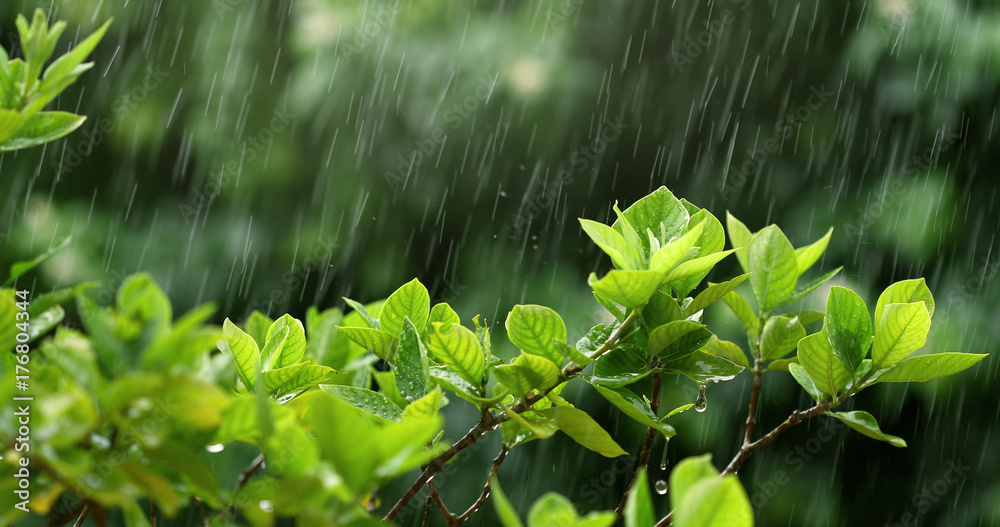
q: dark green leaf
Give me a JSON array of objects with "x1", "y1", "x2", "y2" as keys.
[
  {"x1": 647, "y1": 320, "x2": 712, "y2": 361},
  {"x1": 395, "y1": 317, "x2": 430, "y2": 402}
]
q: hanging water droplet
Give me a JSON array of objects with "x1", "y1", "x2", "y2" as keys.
[
  {"x1": 258, "y1": 500, "x2": 274, "y2": 513},
  {"x1": 695, "y1": 384, "x2": 708, "y2": 413},
  {"x1": 655, "y1": 480, "x2": 668, "y2": 495},
  {"x1": 659, "y1": 438, "x2": 669, "y2": 470},
  {"x1": 205, "y1": 443, "x2": 225, "y2": 453}
]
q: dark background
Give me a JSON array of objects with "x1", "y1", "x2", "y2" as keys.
[{"x1": 1, "y1": 0, "x2": 998, "y2": 525}]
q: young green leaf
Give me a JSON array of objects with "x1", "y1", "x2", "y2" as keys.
[
  {"x1": 873, "y1": 352, "x2": 987, "y2": 383},
  {"x1": 4, "y1": 236, "x2": 71, "y2": 286},
  {"x1": 673, "y1": 476, "x2": 753, "y2": 527},
  {"x1": 262, "y1": 363, "x2": 336, "y2": 397},
  {"x1": 794, "y1": 227, "x2": 833, "y2": 275},
  {"x1": 0, "y1": 111, "x2": 86, "y2": 152},
  {"x1": 490, "y1": 476, "x2": 526, "y2": 527},
  {"x1": 648, "y1": 221, "x2": 705, "y2": 273},
  {"x1": 537, "y1": 406, "x2": 628, "y2": 457},
  {"x1": 320, "y1": 385, "x2": 404, "y2": 424},
  {"x1": 670, "y1": 209, "x2": 727, "y2": 297},
  {"x1": 244, "y1": 310, "x2": 273, "y2": 348},
  {"x1": 871, "y1": 302, "x2": 931, "y2": 371},
  {"x1": 402, "y1": 387, "x2": 444, "y2": 421},
  {"x1": 580, "y1": 218, "x2": 633, "y2": 270},
  {"x1": 395, "y1": 317, "x2": 430, "y2": 402},
  {"x1": 788, "y1": 363, "x2": 824, "y2": 401},
  {"x1": 796, "y1": 330, "x2": 850, "y2": 398},
  {"x1": 222, "y1": 318, "x2": 261, "y2": 389},
  {"x1": 590, "y1": 385, "x2": 676, "y2": 439},
  {"x1": 824, "y1": 287, "x2": 872, "y2": 375},
  {"x1": 874, "y1": 278, "x2": 935, "y2": 326},
  {"x1": 700, "y1": 335, "x2": 750, "y2": 368},
  {"x1": 379, "y1": 278, "x2": 430, "y2": 335},
  {"x1": 760, "y1": 315, "x2": 807, "y2": 360},
  {"x1": 506, "y1": 304, "x2": 567, "y2": 364},
  {"x1": 647, "y1": 320, "x2": 712, "y2": 361},
  {"x1": 614, "y1": 186, "x2": 690, "y2": 258},
  {"x1": 588, "y1": 270, "x2": 664, "y2": 309},
  {"x1": 624, "y1": 467, "x2": 654, "y2": 527},
  {"x1": 725, "y1": 212, "x2": 754, "y2": 273},
  {"x1": 425, "y1": 322, "x2": 486, "y2": 387},
  {"x1": 266, "y1": 314, "x2": 307, "y2": 369},
  {"x1": 748, "y1": 225, "x2": 799, "y2": 311},
  {"x1": 721, "y1": 291, "x2": 761, "y2": 335},
  {"x1": 527, "y1": 493, "x2": 610, "y2": 527},
  {"x1": 343, "y1": 297, "x2": 378, "y2": 328},
  {"x1": 338, "y1": 326, "x2": 397, "y2": 362},
  {"x1": 669, "y1": 454, "x2": 719, "y2": 509},
  {"x1": 428, "y1": 302, "x2": 461, "y2": 327},
  {"x1": 662, "y1": 250, "x2": 735, "y2": 285},
  {"x1": 683, "y1": 274, "x2": 751, "y2": 318},
  {"x1": 777, "y1": 266, "x2": 843, "y2": 309},
  {"x1": 501, "y1": 403, "x2": 559, "y2": 440},
  {"x1": 494, "y1": 354, "x2": 561, "y2": 396},
  {"x1": 827, "y1": 410, "x2": 906, "y2": 447},
  {"x1": 660, "y1": 350, "x2": 744, "y2": 384}
]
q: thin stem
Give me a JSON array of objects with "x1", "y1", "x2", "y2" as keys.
[
  {"x1": 743, "y1": 357, "x2": 763, "y2": 446},
  {"x1": 150, "y1": 501, "x2": 157, "y2": 527},
  {"x1": 384, "y1": 307, "x2": 644, "y2": 522},
  {"x1": 72, "y1": 503, "x2": 91, "y2": 527},
  {"x1": 456, "y1": 446, "x2": 510, "y2": 524},
  {"x1": 221, "y1": 453, "x2": 265, "y2": 521},
  {"x1": 420, "y1": 497, "x2": 433, "y2": 527},
  {"x1": 194, "y1": 498, "x2": 209, "y2": 526},
  {"x1": 615, "y1": 368, "x2": 662, "y2": 519},
  {"x1": 427, "y1": 482, "x2": 453, "y2": 522}
]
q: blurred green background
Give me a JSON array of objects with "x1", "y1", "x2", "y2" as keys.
[{"x1": 1, "y1": 0, "x2": 998, "y2": 525}]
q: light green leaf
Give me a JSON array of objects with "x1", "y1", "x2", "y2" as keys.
[
  {"x1": 795, "y1": 227, "x2": 833, "y2": 275},
  {"x1": 222, "y1": 318, "x2": 261, "y2": 389},
  {"x1": 824, "y1": 287, "x2": 872, "y2": 375},
  {"x1": 649, "y1": 221, "x2": 705, "y2": 273},
  {"x1": 266, "y1": 314, "x2": 307, "y2": 369},
  {"x1": 644, "y1": 291, "x2": 683, "y2": 330},
  {"x1": 259, "y1": 326, "x2": 289, "y2": 372},
  {"x1": 588, "y1": 270, "x2": 664, "y2": 309},
  {"x1": 777, "y1": 266, "x2": 843, "y2": 309},
  {"x1": 674, "y1": 476, "x2": 753, "y2": 527},
  {"x1": 26, "y1": 305, "x2": 64, "y2": 342},
  {"x1": 490, "y1": 476, "x2": 526, "y2": 527},
  {"x1": 760, "y1": 315, "x2": 807, "y2": 360},
  {"x1": 797, "y1": 330, "x2": 850, "y2": 398},
  {"x1": 379, "y1": 278, "x2": 430, "y2": 335},
  {"x1": 506, "y1": 304, "x2": 567, "y2": 364},
  {"x1": 591, "y1": 385, "x2": 676, "y2": 439},
  {"x1": 320, "y1": 385, "x2": 404, "y2": 423},
  {"x1": 428, "y1": 302, "x2": 461, "y2": 327},
  {"x1": 874, "y1": 352, "x2": 987, "y2": 383},
  {"x1": 788, "y1": 363, "x2": 823, "y2": 401},
  {"x1": 671, "y1": 210, "x2": 727, "y2": 297},
  {"x1": 494, "y1": 353, "x2": 562, "y2": 397},
  {"x1": 700, "y1": 335, "x2": 750, "y2": 368},
  {"x1": 748, "y1": 225, "x2": 799, "y2": 311},
  {"x1": 403, "y1": 387, "x2": 444, "y2": 420},
  {"x1": 501, "y1": 403, "x2": 558, "y2": 439},
  {"x1": 4, "y1": 237, "x2": 72, "y2": 286},
  {"x1": 871, "y1": 302, "x2": 931, "y2": 371},
  {"x1": 0, "y1": 108, "x2": 28, "y2": 146},
  {"x1": 662, "y1": 250, "x2": 735, "y2": 285},
  {"x1": 537, "y1": 406, "x2": 628, "y2": 457},
  {"x1": 527, "y1": 493, "x2": 603, "y2": 527},
  {"x1": 343, "y1": 297, "x2": 379, "y2": 329},
  {"x1": 395, "y1": 317, "x2": 430, "y2": 402},
  {"x1": 338, "y1": 326, "x2": 397, "y2": 362},
  {"x1": 782, "y1": 309, "x2": 825, "y2": 326},
  {"x1": 39, "y1": 18, "x2": 112, "y2": 95},
  {"x1": 721, "y1": 291, "x2": 760, "y2": 335},
  {"x1": 661, "y1": 350, "x2": 744, "y2": 384},
  {"x1": 0, "y1": 111, "x2": 86, "y2": 152},
  {"x1": 669, "y1": 454, "x2": 719, "y2": 509},
  {"x1": 614, "y1": 186, "x2": 690, "y2": 258},
  {"x1": 580, "y1": 218, "x2": 633, "y2": 270},
  {"x1": 430, "y1": 366, "x2": 492, "y2": 407},
  {"x1": 647, "y1": 320, "x2": 712, "y2": 361},
  {"x1": 874, "y1": 278, "x2": 935, "y2": 326},
  {"x1": 827, "y1": 410, "x2": 906, "y2": 447},
  {"x1": 684, "y1": 274, "x2": 751, "y2": 318},
  {"x1": 624, "y1": 467, "x2": 654, "y2": 527},
  {"x1": 244, "y1": 310, "x2": 273, "y2": 348},
  {"x1": 425, "y1": 322, "x2": 486, "y2": 387},
  {"x1": 262, "y1": 363, "x2": 336, "y2": 397},
  {"x1": 725, "y1": 212, "x2": 754, "y2": 273}
]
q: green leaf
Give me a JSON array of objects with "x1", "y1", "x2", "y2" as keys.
[
  {"x1": 262, "y1": 363, "x2": 336, "y2": 397},
  {"x1": 670, "y1": 210, "x2": 728, "y2": 296},
  {"x1": 766, "y1": 357, "x2": 798, "y2": 371},
  {"x1": 674, "y1": 476, "x2": 753, "y2": 527},
  {"x1": 402, "y1": 387, "x2": 445, "y2": 420},
  {"x1": 871, "y1": 302, "x2": 931, "y2": 371},
  {"x1": 260, "y1": 326, "x2": 289, "y2": 372},
  {"x1": 527, "y1": 493, "x2": 612, "y2": 527},
  {"x1": 0, "y1": 108, "x2": 29, "y2": 146},
  {"x1": 748, "y1": 225, "x2": 799, "y2": 311},
  {"x1": 343, "y1": 297, "x2": 379, "y2": 329},
  {"x1": 662, "y1": 250, "x2": 735, "y2": 285},
  {"x1": 430, "y1": 366, "x2": 493, "y2": 407},
  {"x1": 624, "y1": 468, "x2": 654, "y2": 527},
  {"x1": 490, "y1": 476, "x2": 526, "y2": 527},
  {"x1": 222, "y1": 318, "x2": 261, "y2": 389},
  {"x1": 305, "y1": 306, "x2": 341, "y2": 364},
  {"x1": 647, "y1": 320, "x2": 712, "y2": 361},
  {"x1": 4, "y1": 237, "x2": 71, "y2": 286},
  {"x1": 874, "y1": 278, "x2": 935, "y2": 326},
  {"x1": 537, "y1": 405, "x2": 628, "y2": 457},
  {"x1": 395, "y1": 317, "x2": 430, "y2": 402},
  {"x1": 265, "y1": 314, "x2": 307, "y2": 369},
  {"x1": 777, "y1": 266, "x2": 843, "y2": 309},
  {"x1": 580, "y1": 218, "x2": 633, "y2": 270},
  {"x1": 501, "y1": 403, "x2": 558, "y2": 440},
  {"x1": 824, "y1": 287, "x2": 872, "y2": 375},
  {"x1": 660, "y1": 350, "x2": 744, "y2": 384},
  {"x1": 796, "y1": 330, "x2": 850, "y2": 398},
  {"x1": 760, "y1": 315, "x2": 807, "y2": 360},
  {"x1": 669, "y1": 454, "x2": 719, "y2": 508},
  {"x1": 700, "y1": 335, "x2": 750, "y2": 369},
  {"x1": 684, "y1": 274, "x2": 750, "y2": 318},
  {"x1": 721, "y1": 291, "x2": 760, "y2": 335},
  {"x1": 425, "y1": 322, "x2": 486, "y2": 387},
  {"x1": 588, "y1": 270, "x2": 664, "y2": 309},
  {"x1": 428, "y1": 302, "x2": 461, "y2": 327},
  {"x1": 788, "y1": 363, "x2": 823, "y2": 401},
  {"x1": 827, "y1": 410, "x2": 906, "y2": 447},
  {"x1": 873, "y1": 352, "x2": 987, "y2": 383},
  {"x1": 506, "y1": 304, "x2": 567, "y2": 364},
  {"x1": 592, "y1": 348, "x2": 651, "y2": 387},
  {"x1": 795, "y1": 227, "x2": 833, "y2": 275},
  {"x1": 379, "y1": 278, "x2": 430, "y2": 335},
  {"x1": 725, "y1": 212, "x2": 754, "y2": 273},
  {"x1": 644, "y1": 291, "x2": 683, "y2": 330},
  {"x1": 26, "y1": 305, "x2": 64, "y2": 342},
  {"x1": 244, "y1": 310, "x2": 273, "y2": 348},
  {"x1": 320, "y1": 385, "x2": 404, "y2": 423},
  {"x1": 39, "y1": 18, "x2": 112, "y2": 96},
  {"x1": 614, "y1": 186, "x2": 690, "y2": 258},
  {"x1": 782, "y1": 309, "x2": 825, "y2": 326},
  {"x1": 612, "y1": 202, "x2": 647, "y2": 269},
  {"x1": 494, "y1": 353, "x2": 562, "y2": 397},
  {"x1": 591, "y1": 384, "x2": 676, "y2": 439},
  {"x1": 338, "y1": 326, "x2": 397, "y2": 362},
  {"x1": 0, "y1": 292, "x2": 17, "y2": 354},
  {"x1": 649, "y1": 220, "x2": 705, "y2": 274},
  {"x1": 0, "y1": 111, "x2": 86, "y2": 152}
]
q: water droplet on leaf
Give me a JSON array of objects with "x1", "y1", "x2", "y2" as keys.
[
  {"x1": 205, "y1": 443, "x2": 225, "y2": 453},
  {"x1": 695, "y1": 384, "x2": 708, "y2": 413}
]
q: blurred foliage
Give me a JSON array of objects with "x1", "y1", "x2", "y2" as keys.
[{"x1": 1, "y1": 0, "x2": 998, "y2": 525}]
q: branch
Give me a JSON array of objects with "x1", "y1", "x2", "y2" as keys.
[
  {"x1": 743, "y1": 357, "x2": 763, "y2": 446},
  {"x1": 221, "y1": 453, "x2": 265, "y2": 521},
  {"x1": 456, "y1": 446, "x2": 510, "y2": 524},
  {"x1": 72, "y1": 503, "x2": 91, "y2": 527},
  {"x1": 384, "y1": 308, "x2": 644, "y2": 521},
  {"x1": 427, "y1": 482, "x2": 453, "y2": 521},
  {"x1": 614, "y1": 368, "x2": 661, "y2": 519}
]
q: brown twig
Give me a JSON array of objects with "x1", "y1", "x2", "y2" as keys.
[
  {"x1": 420, "y1": 497, "x2": 433, "y2": 527},
  {"x1": 384, "y1": 309, "x2": 644, "y2": 522},
  {"x1": 221, "y1": 453, "x2": 265, "y2": 520},
  {"x1": 72, "y1": 502, "x2": 91, "y2": 527},
  {"x1": 150, "y1": 501, "x2": 157, "y2": 527},
  {"x1": 743, "y1": 357, "x2": 764, "y2": 446},
  {"x1": 615, "y1": 368, "x2": 662, "y2": 519},
  {"x1": 455, "y1": 447, "x2": 510, "y2": 524},
  {"x1": 427, "y1": 481, "x2": 453, "y2": 521}
]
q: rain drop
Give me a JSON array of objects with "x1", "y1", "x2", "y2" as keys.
[
  {"x1": 258, "y1": 500, "x2": 274, "y2": 513},
  {"x1": 660, "y1": 438, "x2": 669, "y2": 470},
  {"x1": 655, "y1": 480, "x2": 668, "y2": 495},
  {"x1": 205, "y1": 443, "x2": 225, "y2": 453},
  {"x1": 695, "y1": 384, "x2": 707, "y2": 413}
]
